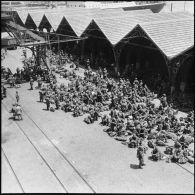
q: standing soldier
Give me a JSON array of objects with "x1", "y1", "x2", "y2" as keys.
[
  {"x1": 11, "y1": 76, "x2": 15, "y2": 88},
  {"x1": 39, "y1": 90, "x2": 43, "y2": 102},
  {"x1": 45, "y1": 97, "x2": 50, "y2": 110},
  {"x1": 30, "y1": 77, "x2": 34, "y2": 90},
  {"x1": 23, "y1": 49, "x2": 27, "y2": 59},
  {"x1": 3, "y1": 86, "x2": 7, "y2": 98},
  {"x1": 136, "y1": 141, "x2": 146, "y2": 169},
  {"x1": 86, "y1": 58, "x2": 90, "y2": 70},
  {"x1": 16, "y1": 91, "x2": 19, "y2": 104},
  {"x1": 37, "y1": 75, "x2": 41, "y2": 88},
  {"x1": 55, "y1": 96, "x2": 60, "y2": 110},
  {"x1": 1, "y1": 85, "x2": 3, "y2": 100},
  {"x1": 103, "y1": 68, "x2": 108, "y2": 79}
]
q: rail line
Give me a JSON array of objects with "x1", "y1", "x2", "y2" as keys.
[
  {"x1": 3, "y1": 91, "x2": 96, "y2": 193},
  {"x1": 2, "y1": 103, "x2": 68, "y2": 193},
  {"x1": 1, "y1": 147, "x2": 25, "y2": 193}
]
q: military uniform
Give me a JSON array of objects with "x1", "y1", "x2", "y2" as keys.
[
  {"x1": 45, "y1": 97, "x2": 50, "y2": 110},
  {"x1": 3, "y1": 86, "x2": 7, "y2": 98},
  {"x1": 137, "y1": 142, "x2": 145, "y2": 168},
  {"x1": 30, "y1": 77, "x2": 34, "y2": 90},
  {"x1": 16, "y1": 92, "x2": 19, "y2": 103}
]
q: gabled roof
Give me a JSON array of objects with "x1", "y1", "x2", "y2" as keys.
[
  {"x1": 91, "y1": 11, "x2": 193, "y2": 45},
  {"x1": 43, "y1": 13, "x2": 65, "y2": 31},
  {"x1": 63, "y1": 15, "x2": 92, "y2": 37},
  {"x1": 80, "y1": 9, "x2": 153, "y2": 43},
  {"x1": 38, "y1": 15, "x2": 52, "y2": 31},
  {"x1": 17, "y1": 11, "x2": 29, "y2": 24},
  {"x1": 56, "y1": 16, "x2": 77, "y2": 36},
  {"x1": 140, "y1": 18, "x2": 194, "y2": 59},
  {"x1": 28, "y1": 12, "x2": 44, "y2": 27},
  {"x1": 90, "y1": 11, "x2": 153, "y2": 45},
  {"x1": 25, "y1": 14, "x2": 37, "y2": 30},
  {"x1": 14, "y1": 8, "x2": 194, "y2": 59}
]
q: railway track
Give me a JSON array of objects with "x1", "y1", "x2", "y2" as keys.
[
  {"x1": 2, "y1": 91, "x2": 96, "y2": 193},
  {"x1": 1, "y1": 148, "x2": 25, "y2": 193}
]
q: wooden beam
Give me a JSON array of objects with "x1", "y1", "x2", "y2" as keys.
[
  {"x1": 20, "y1": 37, "x2": 88, "y2": 47},
  {"x1": 6, "y1": 21, "x2": 45, "y2": 42}
]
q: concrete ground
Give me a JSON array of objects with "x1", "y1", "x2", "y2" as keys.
[{"x1": 1, "y1": 49, "x2": 194, "y2": 193}]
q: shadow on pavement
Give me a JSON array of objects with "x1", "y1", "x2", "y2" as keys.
[
  {"x1": 130, "y1": 164, "x2": 140, "y2": 169},
  {"x1": 8, "y1": 116, "x2": 15, "y2": 120},
  {"x1": 148, "y1": 156, "x2": 159, "y2": 162},
  {"x1": 42, "y1": 108, "x2": 49, "y2": 111}
]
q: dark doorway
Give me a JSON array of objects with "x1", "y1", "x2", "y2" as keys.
[
  {"x1": 175, "y1": 55, "x2": 194, "y2": 94},
  {"x1": 119, "y1": 37, "x2": 169, "y2": 88}
]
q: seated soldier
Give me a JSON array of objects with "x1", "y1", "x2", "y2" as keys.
[
  {"x1": 151, "y1": 146, "x2": 161, "y2": 161},
  {"x1": 50, "y1": 100, "x2": 55, "y2": 112},
  {"x1": 93, "y1": 109, "x2": 100, "y2": 121},
  {"x1": 174, "y1": 140, "x2": 182, "y2": 149},
  {"x1": 84, "y1": 114, "x2": 93, "y2": 124},
  {"x1": 11, "y1": 103, "x2": 17, "y2": 114},
  {"x1": 165, "y1": 146, "x2": 174, "y2": 155},
  {"x1": 179, "y1": 134, "x2": 191, "y2": 149},
  {"x1": 116, "y1": 120, "x2": 126, "y2": 136},
  {"x1": 171, "y1": 148, "x2": 182, "y2": 162},
  {"x1": 128, "y1": 133, "x2": 138, "y2": 148},
  {"x1": 110, "y1": 117, "x2": 117, "y2": 131},
  {"x1": 139, "y1": 127, "x2": 147, "y2": 139},
  {"x1": 73, "y1": 106, "x2": 80, "y2": 117},
  {"x1": 148, "y1": 140, "x2": 155, "y2": 148},
  {"x1": 101, "y1": 114, "x2": 110, "y2": 126}
]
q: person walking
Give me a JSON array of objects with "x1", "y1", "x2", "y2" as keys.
[
  {"x1": 136, "y1": 141, "x2": 146, "y2": 169},
  {"x1": 45, "y1": 97, "x2": 50, "y2": 110},
  {"x1": 3, "y1": 85, "x2": 7, "y2": 98},
  {"x1": 30, "y1": 77, "x2": 34, "y2": 90},
  {"x1": 39, "y1": 90, "x2": 43, "y2": 102},
  {"x1": 16, "y1": 91, "x2": 19, "y2": 104}
]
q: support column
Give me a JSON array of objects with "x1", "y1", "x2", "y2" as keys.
[
  {"x1": 36, "y1": 45, "x2": 40, "y2": 67},
  {"x1": 165, "y1": 53, "x2": 191, "y2": 96},
  {"x1": 135, "y1": 47, "x2": 141, "y2": 73},
  {"x1": 124, "y1": 50, "x2": 130, "y2": 74},
  {"x1": 112, "y1": 42, "x2": 124, "y2": 77},
  {"x1": 113, "y1": 47, "x2": 120, "y2": 76}
]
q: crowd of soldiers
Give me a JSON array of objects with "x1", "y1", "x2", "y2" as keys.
[
  {"x1": 34, "y1": 51, "x2": 194, "y2": 168},
  {"x1": 1, "y1": 46, "x2": 194, "y2": 168}
]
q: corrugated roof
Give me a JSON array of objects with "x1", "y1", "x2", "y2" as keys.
[
  {"x1": 64, "y1": 15, "x2": 92, "y2": 37},
  {"x1": 17, "y1": 11, "x2": 29, "y2": 24},
  {"x1": 42, "y1": 8, "x2": 125, "y2": 36},
  {"x1": 58, "y1": 9, "x2": 152, "y2": 37},
  {"x1": 28, "y1": 12, "x2": 44, "y2": 27},
  {"x1": 56, "y1": 16, "x2": 77, "y2": 36},
  {"x1": 25, "y1": 14, "x2": 37, "y2": 29},
  {"x1": 15, "y1": 9, "x2": 194, "y2": 59},
  {"x1": 17, "y1": 8, "x2": 151, "y2": 36},
  {"x1": 140, "y1": 18, "x2": 194, "y2": 59},
  {"x1": 44, "y1": 12, "x2": 65, "y2": 31},
  {"x1": 91, "y1": 11, "x2": 193, "y2": 45}
]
